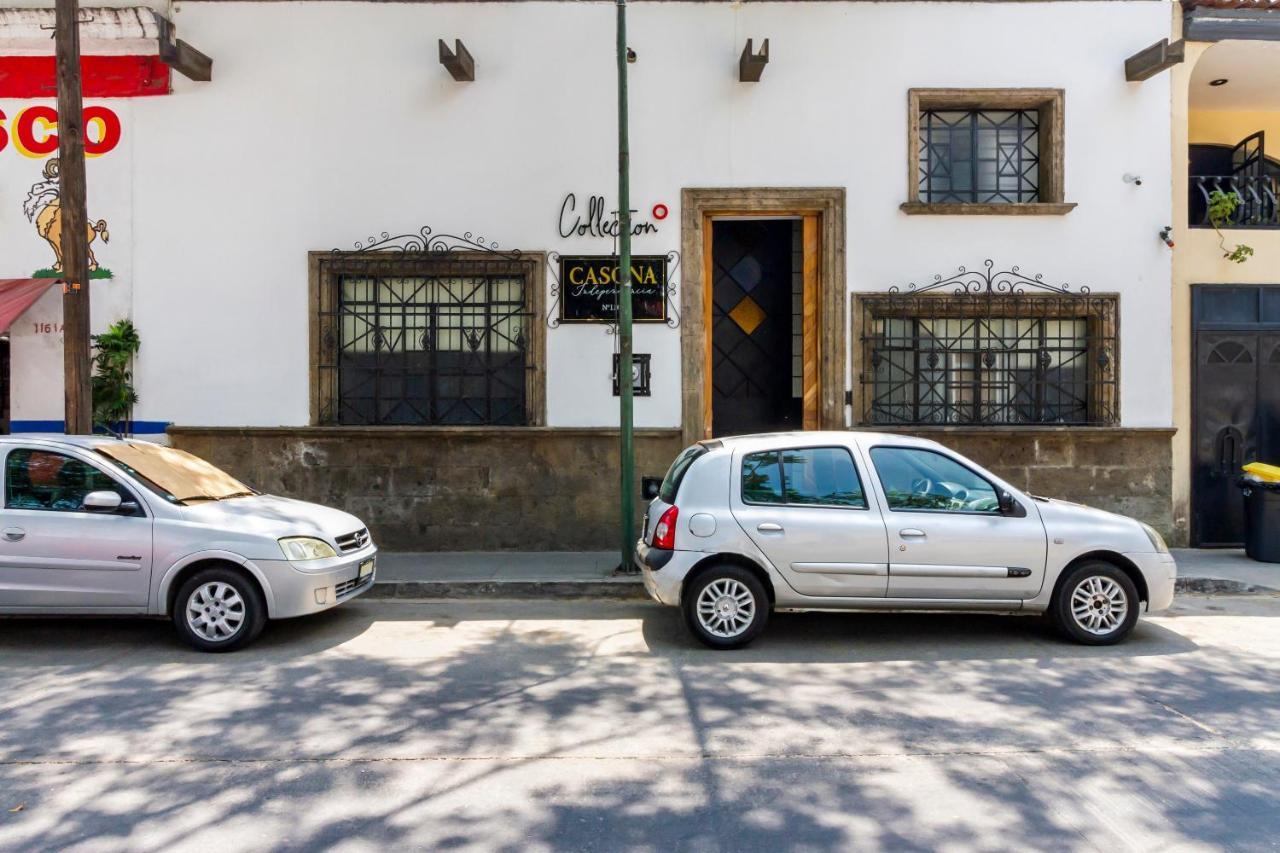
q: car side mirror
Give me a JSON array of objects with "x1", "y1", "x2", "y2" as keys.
[
  {"x1": 82, "y1": 491, "x2": 123, "y2": 512},
  {"x1": 641, "y1": 476, "x2": 662, "y2": 500},
  {"x1": 998, "y1": 489, "x2": 1017, "y2": 516}
]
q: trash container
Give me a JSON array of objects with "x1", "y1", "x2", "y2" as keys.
[
  {"x1": 1243, "y1": 461, "x2": 1280, "y2": 483},
  {"x1": 1238, "y1": 477, "x2": 1280, "y2": 563}
]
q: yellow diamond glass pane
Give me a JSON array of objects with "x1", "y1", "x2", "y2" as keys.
[{"x1": 728, "y1": 295, "x2": 766, "y2": 335}]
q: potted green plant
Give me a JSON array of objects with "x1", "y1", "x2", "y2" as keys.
[{"x1": 91, "y1": 319, "x2": 140, "y2": 436}]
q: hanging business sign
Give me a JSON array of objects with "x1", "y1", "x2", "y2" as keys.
[{"x1": 558, "y1": 255, "x2": 668, "y2": 323}]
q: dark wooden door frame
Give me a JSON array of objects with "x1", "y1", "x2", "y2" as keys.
[{"x1": 680, "y1": 188, "x2": 846, "y2": 447}]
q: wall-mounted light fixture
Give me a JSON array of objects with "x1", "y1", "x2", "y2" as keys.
[
  {"x1": 739, "y1": 38, "x2": 769, "y2": 83},
  {"x1": 439, "y1": 39, "x2": 475, "y2": 82},
  {"x1": 1160, "y1": 226, "x2": 1175, "y2": 248}
]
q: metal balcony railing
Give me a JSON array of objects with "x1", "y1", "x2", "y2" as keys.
[{"x1": 1190, "y1": 175, "x2": 1280, "y2": 229}]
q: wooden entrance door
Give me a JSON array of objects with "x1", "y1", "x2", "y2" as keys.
[
  {"x1": 707, "y1": 218, "x2": 819, "y2": 436},
  {"x1": 701, "y1": 213, "x2": 820, "y2": 438},
  {"x1": 680, "y1": 188, "x2": 846, "y2": 447}
]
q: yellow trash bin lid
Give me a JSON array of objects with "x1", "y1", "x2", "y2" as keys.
[{"x1": 1243, "y1": 462, "x2": 1280, "y2": 483}]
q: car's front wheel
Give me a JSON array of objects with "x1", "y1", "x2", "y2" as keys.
[
  {"x1": 1051, "y1": 560, "x2": 1140, "y2": 645},
  {"x1": 173, "y1": 567, "x2": 267, "y2": 652},
  {"x1": 683, "y1": 565, "x2": 769, "y2": 649}
]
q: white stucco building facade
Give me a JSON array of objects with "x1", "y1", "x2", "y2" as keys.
[{"x1": 0, "y1": 1, "x2": 1180, "y2": 549}]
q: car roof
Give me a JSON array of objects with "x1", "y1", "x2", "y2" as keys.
[
  {"x1": 702, "y1": 430, "x2": 945, "y2": 454},
  {"x1": 0, "y1": 433, "x2": 135, "y2": 451}
]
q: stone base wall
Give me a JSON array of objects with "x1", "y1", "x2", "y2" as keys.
[
  {"x1": 168, "y1": 427, "x2": 685, "y2": 551},
  {"x1": 871, "y1": 426, "x2": 1177, "y2": 539},
  {"x1": 169, "y1": 425, "x2": 1176, "y2": 550}
]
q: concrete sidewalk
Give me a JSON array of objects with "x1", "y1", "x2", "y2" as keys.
[{"x1": 366, "y1": 548, "x2": 1280, "y2": 599}]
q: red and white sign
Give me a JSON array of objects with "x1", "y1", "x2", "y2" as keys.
[{"x1": 0, "y1": 7, "x2": 170, "y2": 98}]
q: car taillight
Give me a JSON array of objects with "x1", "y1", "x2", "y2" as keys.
[{"x1": 652, "y1": 506, "x2": 678, "y2": 550}]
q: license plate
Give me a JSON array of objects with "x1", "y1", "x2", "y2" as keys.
[{"x1": 358, "y1": 559, "x2": 374, "y2": 580}]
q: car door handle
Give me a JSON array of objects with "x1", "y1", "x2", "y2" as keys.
[
  {"x1": 757, "y1": 523, "x2": 784, "y2": 534},
  {"x1": 2, "y1": 528, "x2": 25, "y2": 542},
  {"x1": 899, "y1": 528, "x2": 926, "y2": 539}
]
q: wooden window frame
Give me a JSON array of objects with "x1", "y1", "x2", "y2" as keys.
[
  {"x1": 902, "y1": 88, "x2": 1076, "y2": 216},
  {"x1": 309, "y1": 250, "x2": 547, "y2": 427},
  {"x1": 680, "y1": 188, "x2": 847, "y2": 447}
]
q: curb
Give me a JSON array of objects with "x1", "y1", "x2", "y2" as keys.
[
  {"x1": 1175, "y1": 577, "x2": 1280, "y2": 595},
  {"x1": 366, "y1": 578, "x2": 648, "y2": 601},
  {"x1": 364, "y1": 576, "x2": 1279, "y2": 601}
]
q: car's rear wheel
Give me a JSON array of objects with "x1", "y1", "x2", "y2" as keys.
[
  {"x1": 683, "y1": 565, "x2": 769, "y2": 650},
  {"x1": 1051, "y1": 560, "x2": 1139, "y2": 645},
  {"x1": 173, "y1": 567, "x2": 266, "y2": 652}
]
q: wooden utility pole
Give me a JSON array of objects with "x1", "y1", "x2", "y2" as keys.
[
  {"x1": 55, "y1": 0, "x2": 92, "y2": 434},
  {"x1": 615, "y1": 0, "x2": 635, "y2": 573}
]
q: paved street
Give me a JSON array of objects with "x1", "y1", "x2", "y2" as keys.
[{"x1": 1, "y1": 595, "x2": 1278, "y2": 852}]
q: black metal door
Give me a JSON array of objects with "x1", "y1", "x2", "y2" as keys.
[
  {"x1": 1193, "y1": 332, "x2": 1257, "y2": 546},
  {"x1": 1261, "y1": 334, "x2": 1280, "y2": 469},
  {"x1": 1191, "y1": 285, "x2": 1280, "y2": 546},
  {"x1": 711, "y1": 220, "x2": 799, "y2": 436},
  {"x1": 1231, "y1": 130, "x2": 1265, "y2": 180}
]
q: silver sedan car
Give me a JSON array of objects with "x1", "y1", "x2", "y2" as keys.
[
  {"x1": 0, "y1": 435, "x2": 376, "y2": 651},
  {"x1": 635, "y1": 432, "x2": 1176, "y2": 649}
]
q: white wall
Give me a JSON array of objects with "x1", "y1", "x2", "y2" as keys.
[
  {"x1": 1, "y1": 0, "x2": 1175, "y2": 429},
  {"x1": 0, "y1": 99, "x2": 133, "y2": 425}
]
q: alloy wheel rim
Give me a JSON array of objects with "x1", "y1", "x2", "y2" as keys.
[
  {"x1": 186, "y1": 582, "x2": 247, "y2": 643},
  {"x1": 696, "y1": 578, "x2": 756, "y2": 638},
  {"x1": 1069, "y1": 575, "x2": 1128, "y2": 636}
]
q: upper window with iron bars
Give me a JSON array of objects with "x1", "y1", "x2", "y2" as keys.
[
  {"x1": 856, "y1": 292, "x2": 1118, "y2": 427},
  {"x1": 919, "y1": 109, "x2": 1040, "y2": 204},
  {"x1": 311, "y1": 251, "x2": 545, "y2": 427},
  {"x1": 902, "y1": 89, "x2": 1074, "y2": 216}
]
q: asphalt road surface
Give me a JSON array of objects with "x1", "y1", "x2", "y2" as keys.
[{"x1": 1, "y1": 595, "x2": 1278, "y2": 852}]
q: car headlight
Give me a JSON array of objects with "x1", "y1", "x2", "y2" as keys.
[
  {"x1": 1139, "y1": 522, "x2": 1169, "y2": 554},
  {"x1": 279, "y1": 537, "x2": 338, "y2": 562}
]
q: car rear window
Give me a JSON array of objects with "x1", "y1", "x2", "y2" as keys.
[
  {"x1": 659, "y1": 445, "x2": 706, "y2": 503},
  {"x1": 742, "y1": 447, "x2": 867, "y2": 508}
]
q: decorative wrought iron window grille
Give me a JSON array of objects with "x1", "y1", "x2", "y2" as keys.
[
  {"x1": 313, "y1": 230, "x2": 543, "y2": 426},
  {"x1": 919, "y1": 109, "x2": 1041, "y2": 204},
  {"x1": 858, "y1": 261, "x2": 1118, "y2": 426}
]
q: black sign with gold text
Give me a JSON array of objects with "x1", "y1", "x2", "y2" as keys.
[{"x1": 558, "y1": 255, "x2": 668, "y2": 323}]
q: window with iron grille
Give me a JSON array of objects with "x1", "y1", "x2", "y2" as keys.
[
  {"x1": 858, "y1": 294, "x2": 1118, "y2": 426},
  {"x1": 903, "y1": 89, "x2": 1070, "y2": 215},
  {"x1": 312, "y1": 252, "x2": 544, "y2": 426},
  {"x1": 919, "y1": 109, "x2": 1040, "y2": 204}
]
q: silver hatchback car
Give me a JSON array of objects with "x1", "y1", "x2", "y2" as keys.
[
  {"x1": 0, "y1": 435, "x2": 376, "y2": 651},
  {"x1": 635, "y1": 432, "x2": 1176, "y2": 649}
]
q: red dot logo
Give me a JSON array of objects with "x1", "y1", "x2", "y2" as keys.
[{"x1": 651, "y1": 203, "x2": 669, "y2": 221}]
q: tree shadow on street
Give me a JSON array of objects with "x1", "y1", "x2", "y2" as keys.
[{"x1": 0, "y1": 599, "x2": 1275, "y2": 850}]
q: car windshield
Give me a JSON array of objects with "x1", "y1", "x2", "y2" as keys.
[{"x1": 95, "y1": 442, "x2": 257, "y2": 505}]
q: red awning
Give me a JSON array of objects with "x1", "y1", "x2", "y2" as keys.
[{"x1": 0, "y1": 279, "x2": 55, "y2": 334}]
